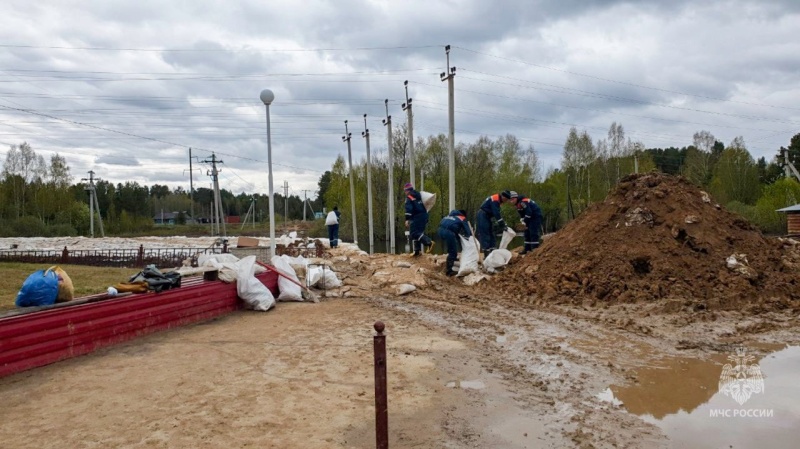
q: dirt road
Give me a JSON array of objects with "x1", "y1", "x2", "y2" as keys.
[{"x1": 3, "y1": 267, "x2": 795, "y2": 448}]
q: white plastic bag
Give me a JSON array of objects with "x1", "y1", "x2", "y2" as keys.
[
  {"x1": 420, "y1": 191, "x2": 436, "y2": 212},
  {"x1": 484, "y1": 249, "x2": 512, "y2": 272},
  {"x1": 457, "y1": 235, "x2": 480, "y2": 277},
  {"x1": 325, "y1": 211, "x2": 339, "y2": 225},
  {"x1": 270, "y1": 255, "x2": 304, "y2": 301},
  {"x1": 498, "y1": 227, "x2": 517, "y2": 250},
  {"x1": 235, "y1": 256, "x2": 275, "y2": 311}
]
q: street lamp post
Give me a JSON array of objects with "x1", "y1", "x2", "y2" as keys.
[{"x1": 260, "y1": 89, "x2": 277, "y2": 258}]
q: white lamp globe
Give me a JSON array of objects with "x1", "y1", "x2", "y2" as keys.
[{"x1": 260, "y1": 89, "x2": 275, "y2": 105}]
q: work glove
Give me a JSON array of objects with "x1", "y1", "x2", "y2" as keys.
[
  {"x1": 506, "y1": 227, "x2": 514, "y2": 234},
  {"x1": 494, "y1": 219, "x2": 505, "y2": 233},
  {"x1": 520, "y1": 218, "x2": 525, "y2": 224}
]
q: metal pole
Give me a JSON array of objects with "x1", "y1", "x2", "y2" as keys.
[
  {"x1": 383, "y1": 100, "x2": 395, "y2": 254},
  {"x1": 86, "y1": 170, "x2": 95, "y2": 238},
  {"x1": 441, "y1": 45, "x2": 456, "y2": 212},
  {"x1": 284, "y1": 181, "x2": 288, "y2": 228},
  {"x1": 343, "y1": 121, "x2": 358, "y2": 244},
  {"x1": 261, "y1": 89, "x2": 277, "y2": 259},
  {"x1": 403, "y1": 81, "x2": 415, "y2": 187},
  {"x1": 373, "y1": 321, "x2": 388, "y2": 449},
  {"x1": 363, "y1": 114, "x2": 374, "y2": 254},
  {"x1": 189, "y1": 147, "x2": 194, "y2": 222}
]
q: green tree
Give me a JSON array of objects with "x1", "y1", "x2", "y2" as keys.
[
  {"x1": 777, "y1": 132, "x2": 800, "y2": 171},
  {"x1": 756, "y1": 156, "x2": 784, "y2": 185},
  {"x1": 754, "y1": 178, "x2": 800, "y2": 234},
  {"x1": 709, "y1": 137, "x2": 760, "y2": 205}
]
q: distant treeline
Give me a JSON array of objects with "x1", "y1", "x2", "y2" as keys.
[{"x1": 2, "y1": 126, "x2": 799, "y2": 239}]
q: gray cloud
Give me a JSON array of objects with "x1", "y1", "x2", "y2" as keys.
[{"x1": 0, "y1": 0, "x2": 798, "y2": 193}]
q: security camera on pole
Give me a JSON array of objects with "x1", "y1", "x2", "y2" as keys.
[
  {"x1": 362, "y1": 114, "x2": 374, "y2": 255},
  {"x1": 440, "y1": 44, "x2": 457, "y2": 212},
  {"x1": 343, "y1": 120, "x2": 358, "y2": 245},
  {"x1": 260, "y1": 88, "x2": 277, "y2": 258}
]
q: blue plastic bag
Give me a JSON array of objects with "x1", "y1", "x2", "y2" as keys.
[{"x1": 15, "y1": 269, "x2": 59, "y2": 307}]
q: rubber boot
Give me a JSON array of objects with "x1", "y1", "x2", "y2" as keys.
[
  {"x1": 446, "y1": 259, "x2": 456, "y2": 276},
  {"x1": 426, "y1": 241, "x2": 435, "y2": 254},
  {"x1": 483, "y1": 249, "x2": 492, "y2": 259},
  {"x1": 519, "y1": 244, "x2": 530, "y2": 255}
]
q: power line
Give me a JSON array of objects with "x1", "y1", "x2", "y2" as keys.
[
  {"x1": 454, "y1": 46, "x2": 800, "y2": 111},
  {"x1": 0, "y1": 44, "x2": 442, "y2": 52}
]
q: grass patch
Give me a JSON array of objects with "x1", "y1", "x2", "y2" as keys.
[{"x1": 0, "y1": 263, "x2": 139, "y2": 312}]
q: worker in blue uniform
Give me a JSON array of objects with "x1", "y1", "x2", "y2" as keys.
[
  {"x1": 476, "y1": 190, "x2": 516, "y2": 257},
  {"x1": 404, "y1": 182, "x2": 433, "y2": 257},
  {"x1": 515, "y1": 193, "x2": 543, "y2": 255},
  {"x1": 438, "y1": 209, "x2": 472, "y2": 276}
]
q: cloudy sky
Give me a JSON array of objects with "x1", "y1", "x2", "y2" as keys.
[{"x1": 1, "y1": 0, "x2": 798, "y2": 198}]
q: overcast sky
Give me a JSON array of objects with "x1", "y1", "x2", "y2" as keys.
[{"x1": 1, "y1": 0, "x2": 798, "y2": 198}]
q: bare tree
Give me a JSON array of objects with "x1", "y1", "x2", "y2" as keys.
[
  {"x1": 684, "y1": 130, "x2": 716, "y2": 186},
  {"x1": 2, "y1": 142, "x2": 47, "y2": 217},
  {"x1": 608, "y1": 122, "x2": 625, "y2": 181}
]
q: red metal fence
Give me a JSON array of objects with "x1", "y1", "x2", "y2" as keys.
[{"x1": 0, "y1": 270, "x2": 280, "y2": 378}]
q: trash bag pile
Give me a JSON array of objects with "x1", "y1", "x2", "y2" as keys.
[{"x1": 118, "y1": 265, "x2": 182, "y2": 293}]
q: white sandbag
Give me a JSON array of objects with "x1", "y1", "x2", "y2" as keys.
[
  {"x1": 198, "y1": 253, "x2": 240, "y2": 266},
  {"x1": 457, "y1": 235, "x2": 480, "y2": 277},
  {"x1": 420, "y1": 191, "x2": 436, "y2": 212},
  {"x1": 289, "y1": 231, "x2": 297, "y2": 239},
  {"x1": 306, "y1": 266, "x2": 324, "y2": 288},
  {"x1": 235, "y1": 256, "x2": 275, "y2": 311},
  {"x1": 396, "y1": 284, "x2": 416, "y2": 295},
  {"x1": 498, "y1": 227, "x2": 517, "y2": 250},
  {"x1": 270, "y1": 255, "x2": 304, "y2": 301},
  {"x1": 201, "y1": 258, "x2": 237, "y2": 282},
  {"x1": 323, "y1": 269, "x2": 342, "y2": 288},
  {"x1": 281, "y1": 254, "x2": 308, "y2": 267},
  {"x1": 325, "y1": 211, "x2": 339, "y2": 225},
  {"x1": 281, "y1": 254, "x2": 308, "y2": 280},
  {"x1": 483, "y1": 249, "x2": 512, "y2": 272}
]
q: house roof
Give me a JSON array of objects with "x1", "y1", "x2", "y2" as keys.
[
  {"x1": 776, "y1": 204, "x2": 800, "y2": 212},
  {"x1": 153, "y1": 211, "x2": 191, "y2": 220}
]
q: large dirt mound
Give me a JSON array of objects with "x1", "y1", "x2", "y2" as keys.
[{"x1": 499, "y1": 172, "x2": 800, "y2": 313}]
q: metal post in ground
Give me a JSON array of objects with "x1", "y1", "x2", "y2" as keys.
[{"x1": 373, "y1": 321, "x2": 388, "y2": 449}]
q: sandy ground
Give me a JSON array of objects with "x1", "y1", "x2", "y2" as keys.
[
  {"x1": 1, "y1": 237, "x2": 799, "y2": 448},
  {"x1": 0, "y1": 298, "x2": 569, "y2": 449}
]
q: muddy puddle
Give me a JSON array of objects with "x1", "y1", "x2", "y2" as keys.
[{"x1": 605, "y1": 345, "x2": 800, "y2": 448}]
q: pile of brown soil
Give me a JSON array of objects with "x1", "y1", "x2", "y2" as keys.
[{"x1": 499, "y1": 173, "x2": 800, "y2": 313}]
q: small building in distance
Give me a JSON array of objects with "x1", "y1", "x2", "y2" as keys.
[
  {"x1": 777, "y1": 204, "x2": 800, "y2": 237},
  {"x1": 153, "y1": 211, "x2": 193, "y2": 225}
]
